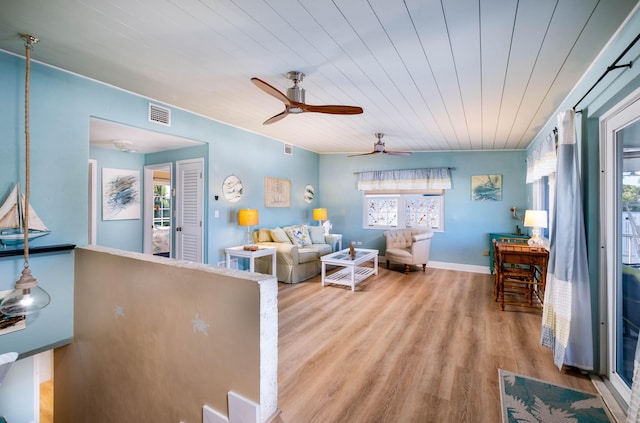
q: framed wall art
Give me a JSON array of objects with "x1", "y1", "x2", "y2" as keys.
[
  {"x1": 471, "y1": 174, "x2": 502, "y2": 201},
  {"x1": 304, "y1": 184, "x2": 314, "y2": 203},
  {"x1": 265, "y1": 177, "x2": 290, "y2": 208},
  {"x1": 222, "y1": 174, "x2": 243, "y2": 202},
  {"x1": 102, "y1": 168, "x2": 140, "y2": 220}
]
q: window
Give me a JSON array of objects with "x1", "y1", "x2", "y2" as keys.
[
  {"x1": 527, "y1": 132, "x2": 557, "y2": 238},
  {"x1": 363, "y1": 194, "x2": 444, "y2": 231},
  {"x1": 532, "y1": 175, "x2": 554, "y2": 238},
  {"x1": 153, "y1": 184, "x2": 171, "y2": 227}
]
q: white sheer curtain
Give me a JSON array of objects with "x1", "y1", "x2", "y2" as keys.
[
  {"x1": 357, "y1": 168, "x2": 452, "y2": 191},
  {"x1": 628, "y1": 339, "x2": 640, "y2": 421},
  {"x1": 540, "y1": 109, "x2": 593, "y2": 370},
  {"x1": 526, "y1": 132, "x2": 557, "y2": 183}
]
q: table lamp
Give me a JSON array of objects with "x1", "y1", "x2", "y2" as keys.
[
  {"x1": 524, "y1": 210, "x2": 547, "y2": 246},
  {"x1": 313, "y1": 208, "x2": 327, "y2": 226},
  {"x1": 238, "y1": 209, "x2": 258, "y2": 250}
]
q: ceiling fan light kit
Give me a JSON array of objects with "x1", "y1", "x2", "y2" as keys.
[
  {"x1": 348, "y1": 133, "x2": 412, "y2": 157},
  {"x1": 251, "y1": 71, "x2": 363, "y2": 125}
]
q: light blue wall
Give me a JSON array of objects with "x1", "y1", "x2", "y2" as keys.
[
  {"x1": 0, "y1": 51, "x2": 320, "y2": 419},
  {"x1": 319, "y1": 150, "x2": 527, "y2": 267},
  {"x1": 524, "y1": 7, "x2": 640, "y2": 371},
  {"x1": 206, "y1": 139, "x2": 320, "y2": 265},
  {"x1": 90, "y1": 147, "x2": 146, "y2": 252},
  {"x1": 0, "y1": 355, "x2": 35, "y2": 423},
  {"x1": 0, "y1": 50, "x2": 319, "y2": 365}
]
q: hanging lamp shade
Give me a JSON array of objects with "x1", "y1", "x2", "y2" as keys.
[
  {"x1": 0, "y1": 34, "x2": 50, "y2": 317},
  {"x1": 0, "y1": 267, "x2": 50, "y2": 316}
]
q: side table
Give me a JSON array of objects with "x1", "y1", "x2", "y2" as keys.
[
  {"x1": 224, "y1": 246, "x2": 277, "y2": 276},
  {"x1": 324, "y1": 233, "x2": 343, "y2": 252}
]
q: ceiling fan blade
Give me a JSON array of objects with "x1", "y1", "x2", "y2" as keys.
[
  {"x1": 263, "y1": 109, "x2": 289, "y2": 125},
  {"x1": 385, "y1": 151, "x2": 412, "y2": 156},
  {"x1": 302, "y1": 104, "x2": 363, "y2": 115},
  {"x1": 251, "y1": 77, "x2": 291, "y2": 106},
  {"x1": 347, "y1": 151, "x2": 377, "y2": 157}
]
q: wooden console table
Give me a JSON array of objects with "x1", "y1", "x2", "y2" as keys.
[{"x1": 489, "y1": 233, "x2": 528, "y2": 274}]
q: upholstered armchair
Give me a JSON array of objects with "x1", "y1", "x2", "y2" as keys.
[{"x1": 383, "y1": 228, "x2": 434, "y2": 274}]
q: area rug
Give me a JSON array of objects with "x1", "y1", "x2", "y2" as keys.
[{"x1": 499, "y1": 369, "x2": 612, "y2": 422}]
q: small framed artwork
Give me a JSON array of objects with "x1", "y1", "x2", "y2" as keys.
[
  {"x1": 304, "y1": 184, "x2": 314, "y2": 203},
  {"x1": 471, "y1": 174, "x2": 502, "y2": 201},
  {"x1": 265, "y1": 177, "x2": 290, "y2": 208},
  {"x1": 102, "y1": 168, "x2": 141, "y2": 220},
  {"x1": 222, "y1": 175, "x2": 243, "y2": 203}
]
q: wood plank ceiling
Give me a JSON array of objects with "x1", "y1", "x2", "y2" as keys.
[{"x1": 0, "y1": 0, "x2": 637, "y2": 154}]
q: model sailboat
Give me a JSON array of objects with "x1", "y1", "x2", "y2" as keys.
[{"x1": 0, "y1": 183, "x2": 49, "y2": 246}]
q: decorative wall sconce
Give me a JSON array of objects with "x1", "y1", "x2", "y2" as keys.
[{"x1": 510, "y1": 207, "x2": 523, "y2": 221}]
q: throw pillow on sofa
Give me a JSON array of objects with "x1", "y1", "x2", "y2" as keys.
[
  {"x1": 270, "y1": 227, "x2": 292, "y2": 244},
  {"x1": 307, "y1": 225, "x2": 325, "y2": 244},
  {"x1": 257, "y1": 228, "x2": 272, "y2": 242},
  {"x1": 284, "y1": 225, "x2": 312, "y2": 247}
]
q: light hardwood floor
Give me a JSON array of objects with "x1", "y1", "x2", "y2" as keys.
[{"x1": 272, "y1": 266, "x2": 595, "y2": 423}]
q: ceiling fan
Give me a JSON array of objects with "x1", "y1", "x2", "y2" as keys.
[
  {"x1": 251, "y1": 71, "x2": 363, "y2": 125},
  {"x1": 348, "y1": 133, "x2": 412, "y2": 157}
]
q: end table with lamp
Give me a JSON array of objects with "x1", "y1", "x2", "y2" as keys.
[{"x1": 225, "y1": 245, "x2": 277, "y2": 276}]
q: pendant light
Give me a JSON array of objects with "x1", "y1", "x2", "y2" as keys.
[{"x1": 0, "y1": 34, "x2": 51, "y2": 317}]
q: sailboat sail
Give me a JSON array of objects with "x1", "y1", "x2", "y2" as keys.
[{"x1": 0, "y1": 183, "x2": 49, "y2": 245}]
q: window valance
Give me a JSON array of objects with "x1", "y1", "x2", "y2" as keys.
[
  {"x1": 526, "y1": 133, "x2": 556, "y2": 183},
  {"x1": 357, "y1": 168, "x2": 452, "y2": 191}
]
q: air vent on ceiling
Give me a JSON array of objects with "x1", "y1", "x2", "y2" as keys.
[
  {"x1": 284, "y1": 143, "x2": 293, "y2": 156},
  {"x1": 148, "y1": 103, "x2": 171, "y2": 126}
]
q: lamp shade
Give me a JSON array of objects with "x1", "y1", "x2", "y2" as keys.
[
  {"x1": 313, "y1": 208, "x2": 328, "y2": 221},
  {"x1": 524, "y1": 210, "x2": 548, "y2": 228},
  {"x1": 238, "y1": 209, "x2": 258, "y2": 226},
  {"x1": 0, "y1": 268, "x2": 50, "y2": 316}
]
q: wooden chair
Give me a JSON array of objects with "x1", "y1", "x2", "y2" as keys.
[
  {"x1": 492, "y1": 238, "x2": 528, "y2": 300},
  {"x1": 495, "y1": 242, "x2": 548, "y2": 311}
]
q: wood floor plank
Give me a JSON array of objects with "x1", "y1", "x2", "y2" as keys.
[{"x1": 273, "y1": 267, "x2": 595, "y2": 422}]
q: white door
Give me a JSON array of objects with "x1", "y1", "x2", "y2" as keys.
[
  {"x1": 602, "y1": 89, "x2": 640, "y2": 405},
  {"x1": 176, "y1": 158, "x2": 204, "y2": 262}
]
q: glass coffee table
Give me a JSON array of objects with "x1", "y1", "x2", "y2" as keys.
[{"x1": 320, "y1": 248, "x2": 379, "y2": 291}]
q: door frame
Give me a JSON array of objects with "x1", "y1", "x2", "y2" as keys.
[
  {"x1": 600, "y1": 85, "x2": 640, "y2": 404},
  {"x1": 88, "y1": 159, "x2": 97, "y2": 245},
  {"x1": 143, "y1": 163, "x2": 173, "y2": 256}
]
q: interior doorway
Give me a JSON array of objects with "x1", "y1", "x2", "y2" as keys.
[{"x1": 144, "y1": 163, "x2": 172, "y2": 257}]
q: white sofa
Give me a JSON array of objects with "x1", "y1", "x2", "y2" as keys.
[{"x1": 252, "y1": 225, "x2": 339, "y2": 283}]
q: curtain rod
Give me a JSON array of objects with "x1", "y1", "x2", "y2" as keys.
[
  {"x1": 353, "y1": 167, "x2": 456, "y2": 175},
  {"x1": 573, "y1": 32, "x2": 640, "y2": 112}
]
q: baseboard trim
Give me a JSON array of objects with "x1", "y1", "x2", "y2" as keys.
[{"x1": 427, "y1": 261, "x2": 490, "y2": 274}]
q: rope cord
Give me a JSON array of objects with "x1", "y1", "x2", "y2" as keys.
[{"x1": 23, "y1": 39, "x2": 31, "y2": 264}]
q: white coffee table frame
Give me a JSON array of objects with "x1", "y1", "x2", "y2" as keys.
[
  {"x1": 224, "y1": 245, "x2": 277, "y2": 276},
  {"x1": 320, "y1": 248, "x2": 379, "y2": 291}
]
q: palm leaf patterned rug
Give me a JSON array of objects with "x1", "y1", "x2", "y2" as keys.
[{"x1": 499, "y1": 369, "x2": 612, "y2": 422}]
